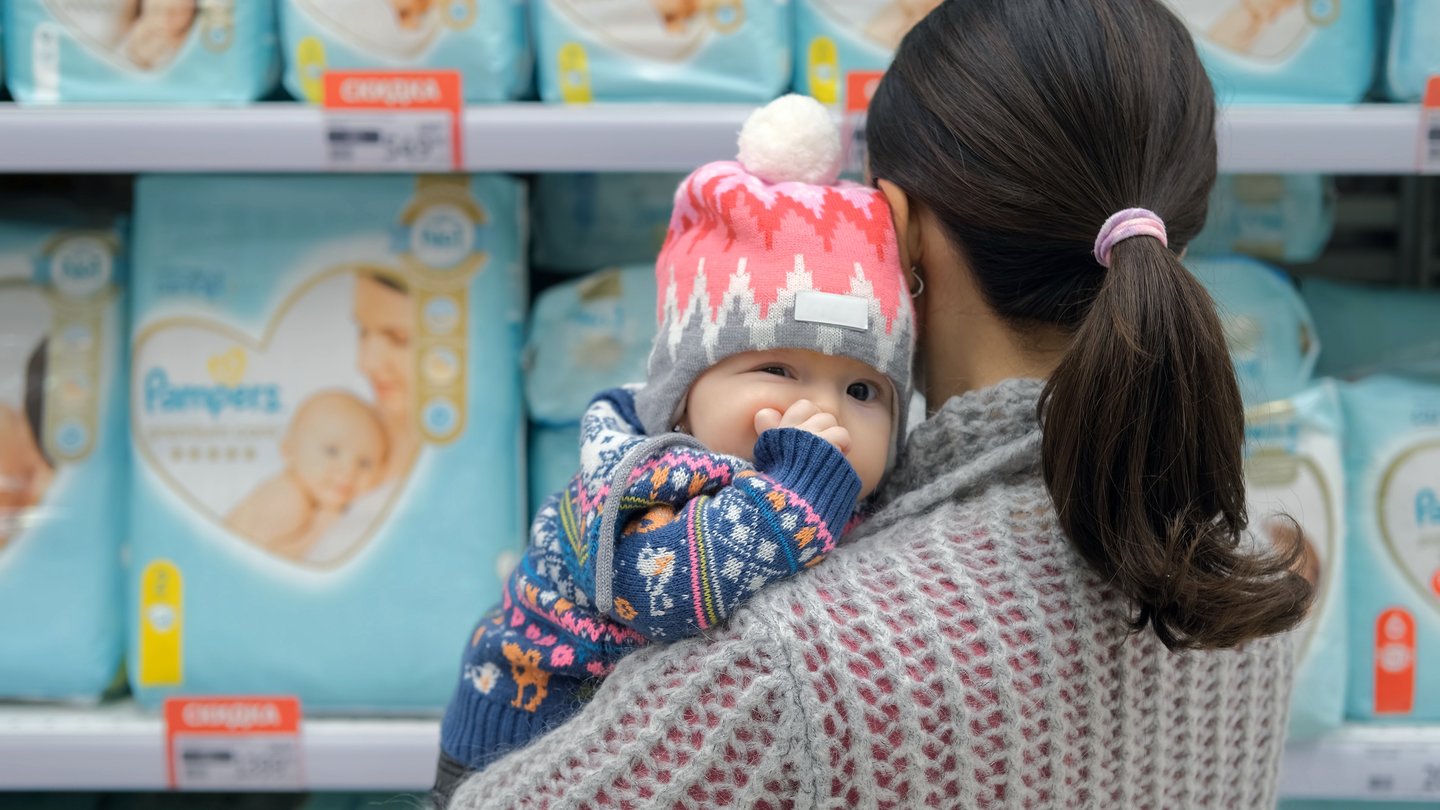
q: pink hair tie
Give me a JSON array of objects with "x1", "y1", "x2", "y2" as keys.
[{"x1": 1093, "y1": 208, "x2": 1168, "y2": 268}]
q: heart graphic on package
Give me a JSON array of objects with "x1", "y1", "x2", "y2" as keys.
[
  {"x1": 131, "y1": 268, "x2": 419, "y2": 571},
  {"x1": 292, "y1": 0, "x2": 478, "y2": 60},
  {"x1": 43, "y1": 0, "x2": 232, "y2": 72},
  {"x1": 550, "y1": 0, "x2": 746, "y2": 62},
  {"x1": 1165, "y1": 0, "x2": 1333, "y2": 62},
  {"x1": 1377, "y1": 440, "x2": 1440, "y2": 613}
]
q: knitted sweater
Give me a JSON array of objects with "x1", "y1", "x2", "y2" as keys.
[
  {"x1": 449, "y1": 378, "x2": 1297, "y2": 809},
  {"x1": 439, "y1": 387, "x2": 861, "y2": 771}
]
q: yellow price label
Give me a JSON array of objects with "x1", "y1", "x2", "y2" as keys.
[
  {"x1": 559, "y1": 43, "x2": 593, "y2": 105},
  {"x1": 807, "y1": 37, "x2": 840, "y2": 106}
]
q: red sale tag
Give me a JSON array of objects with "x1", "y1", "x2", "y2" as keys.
[
  {"x1": 165, "y1": 697, "x2": 304, "y2": 790},
  {"x1": 845, "y1": 71, "x2": 885, "y2": 114},
  {"x1": 322, "y1": 70, "x2": 464, "y2": 171}
]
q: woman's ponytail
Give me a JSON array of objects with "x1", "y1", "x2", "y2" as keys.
[{"x1": 1039, "y1": 237, "x2": 1313, "y2": 650}]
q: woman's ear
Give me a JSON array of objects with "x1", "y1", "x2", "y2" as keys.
[{"x1": 876, "y1": 179, "x2": 922, "y2": 271}]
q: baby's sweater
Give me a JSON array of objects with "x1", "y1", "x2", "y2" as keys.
[
  {"x1": 450, "y1": 378, "x2": 1297, "y2": 809},
  {"x1": 439, "y1": 386, "x2": 861, "y2": 771}
]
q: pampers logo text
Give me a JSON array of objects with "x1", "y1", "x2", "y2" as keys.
[{"x1": 142, "y1": 348, "x2": 281, "y2": 418}]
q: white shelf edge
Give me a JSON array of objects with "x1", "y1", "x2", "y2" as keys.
[
  {"x1": 1278, "y1": 723, "x2": 1440, "y2": 802},
  {"x1": 0, "y1": 102, "x2": 1425, "y2": 174},
  {"x1": 1, "y1": 701, "x2": 1438, "y2": 798},
  {"x1": 0, "y1": 702, "x2": 439, "y2": 792}
]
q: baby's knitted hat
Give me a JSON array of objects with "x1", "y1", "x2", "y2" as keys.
[{"x1": 635, "y1": 95, "x2": 916, "y2": 456}]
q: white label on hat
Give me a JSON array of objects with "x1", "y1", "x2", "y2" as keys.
[{"x1": 794, "y1": 291, "x2": 870, "y2": 332}]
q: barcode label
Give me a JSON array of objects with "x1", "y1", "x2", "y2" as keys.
[
  {"x1": 1426, "y1": 119, "x2": 1440, "y2": 174},
  {"x1": 172, "y1": 733, "x2": 304, "y2": 791},
  {"x1": 326, "y1": 113, "x2": 454, "y2": 171},
  {"x1": 165, "y1": 697, "x2": 304, "y2": 791}
]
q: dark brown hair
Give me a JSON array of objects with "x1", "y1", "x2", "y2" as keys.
[{"x1": 867, "y1": 0, "x2": 1312, "y2": 650}]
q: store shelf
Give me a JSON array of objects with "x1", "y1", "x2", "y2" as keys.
[
  {"x1": 0, "y1": 102, "x2": 1425, "y2": 174},
  {"x1": 0, "y1": 701, "x2": 1437, "y2": 797},
  {"x1": 0, "y1": 702, "x2": 438, "y2": 792}
]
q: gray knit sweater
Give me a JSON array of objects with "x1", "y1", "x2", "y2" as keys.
[{"x1": 450, "y1": 378, "x2": 1296, "y2": 809}]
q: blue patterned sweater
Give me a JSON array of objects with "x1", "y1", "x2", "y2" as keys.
[{"x1": 439, "y1": 386, "x2": 862, "y2": 770}]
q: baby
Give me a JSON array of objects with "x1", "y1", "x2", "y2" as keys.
[
  {"x1": 434, "y1": 95, "x2": 916, "y2": 803},
  {"x1": 864, "y1": 0, "x2": 943, "y2": 51},
  {"x1": 1207, "y1": 0, "x2": 1301, "y2": 55},
  {"x1": 225, "y1": 390, "x2": 388, "y2": 562},
  {"x1": 123, "y1": 0, "x2": 198, "y2": 70},
  {"x1": 0, "y1": 341, "x2": 55, "y2": 551},
  {"x1": 389, "y1": 0, "x2": 435, "y2": 30}
]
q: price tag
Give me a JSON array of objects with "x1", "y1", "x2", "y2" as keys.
[
  {"x1": 1419, "y1": 75, "x2": 1440, "y2": 175},
  {"x1": 164, "y1": 697, "x2": 304, "y2": 791},
  {"x1": 323, "y1": 70, "x2": 463, "y2": 171},
  {"x1": 1282, "y1": 734, "x2": 1440, "y2": 801},
  {"x1": 841, "y1": 71, "x2": 886, "y2": 177}
]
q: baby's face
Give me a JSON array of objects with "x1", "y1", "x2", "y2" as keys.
[
  {"x1": 682, "y1": 349, "x2": 895, "y2": 499},
  {"x1": 287, "y1": 398, "x2": 387, "y2": 511}
]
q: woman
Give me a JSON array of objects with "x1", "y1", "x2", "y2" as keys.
[
  {"x1": 449, "y1": 1, "x2": 1313, "y2": 806},
  {"x1": 355, "y1": 270, "x2": 421, "y2": 486}
]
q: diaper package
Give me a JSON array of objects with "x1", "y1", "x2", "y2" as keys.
[
  {"x1": 793, "y1": 0, "x2": 938, "y2": 105},
  {"x1": 528, "y1": 423, "x2": 578, "y2": 516},
  {"x1": 526, "y1": 264, "x2": 656, "y2": 424},
  {"x1": 129, "y1": 174, "x2": 528, "y2": 712},
  {"x1": 525, "y1": 265, "x2": 654, "y2": 513},
  {"x1": 1301, "y1": 278, "x2": 1440, "y2": 380},
  {"x1": 280, "y1": 0, "x2": 530, "y2": 103},
  {"x1": 4, "y1": 0, "x2": 278, "y2": 103},
  {"x1": 1188, "y1": 175, "x2": 1336, "y2": 264},
  {"x1": 0, "y1": 207, "x2": 127, "y2": 701},
  {"x1": 531, "y1": 173, "x2": 682, "y2": 273},
  {"x1": 1186, "y1": 256, "x2": 1318, "y2": 406},
  {"x1": 1245, "y1": 383, "x2": 1346, "y2": 740},
  {"x1": 532, "y1": 0, "x2": 790, "y2": 102},
  {"x1": 1162, "y1": 0, "x2": 1377, "y2": 103},
  {"x1": 1385, "y1": 0, "x2": 1440, "y2": 102},
  {"x1": 1341, "y1": 374, "x2": 1440, "y2": 723}
]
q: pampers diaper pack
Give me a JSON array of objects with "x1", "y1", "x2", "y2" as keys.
[
  {"x1": 1301, "y1": 278, "x2": 1440, "y2": 380},
  {"x1": 4, "y1": 1, "x2": 277, "y2": 103},
  {"x1": 793, "y1": 0, "x2": 937, "y2": 106},
  {"x1": 1186, "y1": 256, "x2": 1318, "y2": 406},
  {"x1": 1161, "y1": 0, "x2": 1377, "y2": 103},
  {"x1": 1188, "y1": 175, "x2": 1335, "y2": 264},
  {"x1": 1245, "y1": 383, "x2": 1346, "y2": 739},
  {"x1": 531, "y1": 173, "x2": 682, "y2": 272},
  {"x1": 280, "y1": 0, "x2": 529, "y2": 103},
  {"x1": 533, "y1": 0, "x2": 789, "y2": 102},
  {"x1": 525, "y1": 265, "x2": 654, "y2": 513},
  {"x1": 1342, "y1": 374, "x2": 1440, "y2": 722},
  {"x1": 1386, "y1": 0, "x2": 1440, "y2": 102},
  {"x1": 525, "y1": 264, "x2": 655, "y2": 424},
  {"x1": 129, "y1": 174, "x2": 527, "y2": 711},
  {"x1": 0, "y1": 208, "x2": 127, "y2": 701}
]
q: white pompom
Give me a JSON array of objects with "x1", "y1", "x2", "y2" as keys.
[{"x1": 736, "y1": 94, "x2": 842, "y2": 186}]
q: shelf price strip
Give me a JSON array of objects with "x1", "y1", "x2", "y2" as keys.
[
  {"x1": 164, "y1": 697, "x2": 304, "y2": 791},
  {"x1": 322, "y1": 71, "x2": 464, "y2": 172}
]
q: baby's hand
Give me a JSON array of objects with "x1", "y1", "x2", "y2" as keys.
[{"x1": 754, "y1": 400, "x2": 851, "y2": 455}]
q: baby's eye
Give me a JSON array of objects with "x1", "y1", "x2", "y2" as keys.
[
  {"x1": 847, "y1": 382, "x2": 879, "y2": 402},
  {"x1": 324, "y1": 444, "x2": 340, "y2": 458},
  {"x1": 759, "y1": 366, "x2": 790, "y2": 377}
]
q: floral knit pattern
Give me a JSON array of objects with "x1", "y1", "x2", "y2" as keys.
[
  {"x1": 449, "y1": 378, "x2": 1297, "y2": 809},
  {"x1": 439, "y1": 386, "x2": 861, "y2": 771}
]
